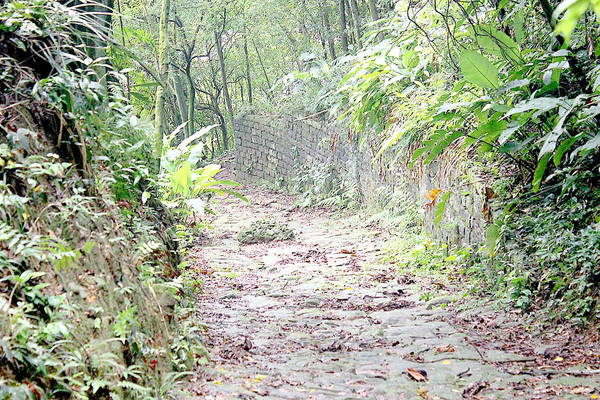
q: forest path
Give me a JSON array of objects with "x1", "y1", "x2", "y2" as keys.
[{"x1": 185, "y1": 184, "x2": 596, "y2": 400}]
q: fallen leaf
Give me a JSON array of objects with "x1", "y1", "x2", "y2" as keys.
[
  {"x1": 406, "y1": 368, "x2": 428, "y2": 382},
  {"x1": 462, "y1": 381, "x2": 488, "y2": 397},
  {"x1": 418, "y1": 387, "x2": 429, "y2": 399},
  {"x1": 442, "y1": 360, "x2": 452, "y2": 365},
  {"x1": 436, "y1": 344, "x2": 456, "y2": 353}
]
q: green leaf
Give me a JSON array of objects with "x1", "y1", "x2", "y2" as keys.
[
  {"x1": 171, "y1": 162, "x2": 191, "y2": 196},
  {"x1": 177, "y1": 124, "x2": 218, "y2": 153},
  {"x1": 465, "y1": 119, "x2": 507, "y2": 147},
  {"x1": 459, "y1": 50, "x2": 499, "y2": 89},
  {"x1": 513, "y1": 13, "x2": 525, "y2": 44},
  {"x1": 574, "y1": 134, "x2": 600, "y2": 154},
  {"x1": 532, "y1": 153, "x2": 552, "y2": 192},
  {"x1": 473, "y1": 25, "x2": 522, "y2": 63},
  {"x1": 434, "y1": 192, "x2": 451, "y2": 226},
  {"x1": 485, "y1": 223, "x2": 500, "y2": 256},
  {"x1": 130, "y1": 92, "x2": 150, "y2": 103},
  {"x1": 505, "y1": 97, "x2": 561, "y2": 117},
  {"x1": 553, "y1": 136, "x2": 579, "y2": 166},
  {"x1": 553, "y1": 0, "x2": 591, "y2": 42},
  {"x1": 133, "y1": 81, "x2": 160, "y2": 88},
  {"x1": 220, "y1": 189, "x2": 249, "y2": 202}
]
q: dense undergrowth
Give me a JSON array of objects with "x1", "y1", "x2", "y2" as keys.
[
  {"x1": 0, "y1": 1, "x2": 208, "y2": 398},
  {"x1": 273, "y1": 1, "x2": 600, "y2": 324}
]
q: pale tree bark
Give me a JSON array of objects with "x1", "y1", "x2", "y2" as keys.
[
  {"x1": 116, "y1": 0, "x2": 130, "y2": 98},
  {"x1": 172, "y1": 73, "x2": 187, "y2": 139},
  {"x1": 367, "y1": 0, "x2": 380, "y2": 20},
  {"x1": 339, "y1": 0, "x2": 349, "y2": 54},
  {"x1": 210, "y1": 40, "x2": 231, "y2": 149},
  {"x1": 154, "y1": 0, "x2": 170, "y2": 158}
]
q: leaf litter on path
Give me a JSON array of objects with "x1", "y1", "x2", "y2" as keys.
[{"x1": 185, "y1": 181, "x2": 600, "y2": 399}]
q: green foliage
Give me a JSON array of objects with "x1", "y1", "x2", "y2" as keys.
[
  {"x1": 0, "y1": 1, "x2": 204, "y2": 397},
  {"x1": 298, "y1": 0, "x2": 600, "y2": 323},
  {"x1": 459, "y1": 50, "x2": 499, "y2": 89},
  {"x1": 491, "y1": 193, "x2": 600, "y2": 322},
  {"x1": 384, "y1": 237, "x2": 472, "y2": 277},
  {"x1": 159, "y1": 123, "x2": 246, "y2": 222},
  {"x1": 554, "y1": 0, "x2": 600, "y2": 41},
  {"x1": 291, "y1": 163, "x2": 360, "y2": 209}
]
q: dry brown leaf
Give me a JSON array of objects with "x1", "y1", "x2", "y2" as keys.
[
  {"x1": 571, "y1": 386, "x2": 594, "y2": 395},
  {"x1": 406, "y1": 368, "x2": 428, "y2": 382},
  {"x1": 462, "y1": 380, "x2": 489, "y2": 397},
  {"x1": 436, "y1": 344, "x2": 456, "y2": 353}
]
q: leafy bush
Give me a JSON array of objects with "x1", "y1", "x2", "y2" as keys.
[
  {"x1": 0, "y1": 1, "x2": 205, "y2": 397},
  {"x1": 320, "y1": 0, "x2": 600, "y2": 323},
  {"x1": 159, "y1": 123, "x2": 246, "y2": 219},
  {"x1": 485, "y1": 192, "x2": 600, "y2": 322}
]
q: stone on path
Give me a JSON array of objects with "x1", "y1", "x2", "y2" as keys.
[{"x1": 186, "y1": 186, "x2": 598, "y2": 400}]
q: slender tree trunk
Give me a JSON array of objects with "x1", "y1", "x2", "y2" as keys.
[
  {"x1": 320, "y1": 3, "x2": 336, "y2": 59},
  {"x1": 214, "y1": 105, "x2": 228, "y2": 150},
  {"x1": 339, "y1": 0, "x2": 349, "y2": 54},
  {"x1": 367, "y1": 0, "x2": 384, "y2": 42},
  {"x1": 185, "y1": 63, "x2": 195, "y2": 136},
  {"x1": 154, "y1": 0, "x2": 170, "y2": 159},
  {"x1": 98, "y1": 0, "x2": 114, "y2": 82},
  {"x1": 251, "y1": 38, "x2": 272, "y2": 91},
  {"x1": 277, "y1": 22, "x2": 303, "y2": 69},
  {"x1": 172, "y1": 73, "x2": 188, "y2": 140},
  {"x1": 116, "y1": 0, "x2": 130, "y2": 98},
  {"x1": 243, "y1": 31, "x2": 253, "y2": 104},
  {"x1": 215, "y1": 30, "x2": 234, "y2": 127},
  {"x1": 349, "y1": 0, "x2": 361, "y2": 47}
]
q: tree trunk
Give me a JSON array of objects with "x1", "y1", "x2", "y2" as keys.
[
  {"x1": 251, "y1": 38, "x2": 272, "y2": 92},
  {"x1": 172, "y1": 73, "x2": 187, "y2": 140},
  {"x1": 214, "y1": 104, "x2": 228, "y2": 150},
  {"x1": 116, "y1": 0, "x2": 130, "y2": 98},
  {"x1": 243, "y1": 31, "x2": 253, "y2": 104},
  {"x1": 154, "y1": 0, "x2": 170, "y2": 159},
  {"x1": 319, "y1": 1, "x2": 336, "y2": 59},
  {"x1": 367, "y1": 0, "x2": 384, "y2": 42},
  {"x1": 339, "y1": 0, "x2": 349, "y2": 54},
  {"x1": 349, "y1": 0, "x2": 361, "y2": 47},
  {"x1": 215, "y1": 30, "x2": 234, "y2": 133},
  {"x1": 185, "y1": 64, "x2": 195, "y2": 136}
]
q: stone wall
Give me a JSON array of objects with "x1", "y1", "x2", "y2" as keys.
[{"x1": 233, "y1": 114, "x2": 488, "y2": 247}]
